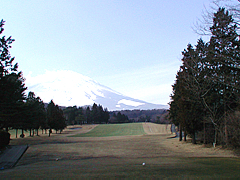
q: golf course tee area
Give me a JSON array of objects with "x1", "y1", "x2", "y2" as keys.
[{"x1": 1, "y1": 123, "x2": 239, "y2": 179}]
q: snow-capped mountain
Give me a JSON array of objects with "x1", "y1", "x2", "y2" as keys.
[{"x1": 25, "y1": 70, "x2": 168, "y2": 111}]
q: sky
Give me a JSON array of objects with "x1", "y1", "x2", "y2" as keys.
[{"x1": 1, "y1": 0, "x2": 214, "y2": 105}]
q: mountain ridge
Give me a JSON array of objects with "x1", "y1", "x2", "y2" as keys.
[{"x1": 25, "y1": 70, "x2": 169, "y2": 111}]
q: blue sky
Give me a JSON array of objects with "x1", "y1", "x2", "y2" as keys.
[{"x1": 1, "y1": 0, "x2": 213, "y2": 105}]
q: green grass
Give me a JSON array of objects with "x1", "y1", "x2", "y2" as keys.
[
  {"x1": 80, "y1": 157, "x2": 240, "y2": 179},
  {"x1": 2, "y1": 157, "x2": 240, "y2": 179},
  {"x1": 71, "y1": 123, "x2": 146, "y2": 137}
]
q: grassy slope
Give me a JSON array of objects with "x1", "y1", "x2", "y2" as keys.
[{"x1": 71, "y1": 123, "x2": 146, "y2": 137}]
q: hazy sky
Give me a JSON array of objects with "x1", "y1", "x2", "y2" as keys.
[{"x1": 1, "y1": 0, "x2": 213, "y2": 105}]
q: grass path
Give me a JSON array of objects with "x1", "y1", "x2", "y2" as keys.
[{"x1": 71, "y1": 123, "x2": 146, "y2": 137}]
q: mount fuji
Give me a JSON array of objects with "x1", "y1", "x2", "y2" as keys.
[{"x1": 25, "y1": 70, "x2": 168, "y2": 111}]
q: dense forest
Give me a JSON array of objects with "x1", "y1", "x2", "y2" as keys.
[
  {"x1": 63, "y1": 105, "x2": 168, "y2": 124},
  {"x1": 169, "y1": 7, "x2": 240, "y2": 147},
  {"x1": 63, "y1": 103, "x2": 109, "y2": 125}
]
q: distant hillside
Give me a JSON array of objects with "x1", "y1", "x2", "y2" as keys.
[{"x1": 110, "y1": 109, "x2": 169, "y2": 124}]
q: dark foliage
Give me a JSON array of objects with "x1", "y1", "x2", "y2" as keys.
[
  {"x1": 109, "y1": 112, "x2": 129, "y2": 123},
  {"x1": 47, "y1": 100, "x2": 66, "y2": 136},
  {"x1": 63, "y1": 103, "x2": 110, "y2": 125},
  {"x1": 110, "y1": 109, "x2": 169, "y2": 124},
  {"x1": 169, "y1": 8, "x2": 240, "y2": 146},
  {"x1": 0, "y1": 130, "x2": 10, "y2": 148},
  {"x1": 0, "y1": 19, "x2": 27, "y2": 131}
]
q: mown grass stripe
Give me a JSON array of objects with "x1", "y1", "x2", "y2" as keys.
[{"x1": 71, "y1": 123, "x2": 146, "y2": 137}]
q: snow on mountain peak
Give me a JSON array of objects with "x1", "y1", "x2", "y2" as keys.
[
  {"x1": 117, "y1": 99, "x2": 145, "y2": 107},
  {"x1": 25, "y1": 70, "x2": 168, "y2": 110}
]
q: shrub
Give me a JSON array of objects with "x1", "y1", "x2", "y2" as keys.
[{"x1": 0, "y1": 130, "x2": 10, "y2": 149}]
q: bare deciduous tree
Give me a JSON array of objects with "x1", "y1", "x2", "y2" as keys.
[{"x1": 193, "y1": 0, "x2": 240, "y2": 35}]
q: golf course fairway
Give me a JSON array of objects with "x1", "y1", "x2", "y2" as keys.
[{"x1": 1, "y1": 123, "x2": 239, "y2": 179}]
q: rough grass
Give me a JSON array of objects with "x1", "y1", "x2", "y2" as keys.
[{"x1": 71, "y1": 123, "x2": 146, "y2": 137}]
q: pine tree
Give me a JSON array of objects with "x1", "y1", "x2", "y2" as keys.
[
  {"x1": 22, "y1": 92, "x2": 46, "y2": 136},
  {"x1": 170, "y1": 42, "x2": 207, "y2": 143},
  {"x1": 47, "y1": 100, "x2": 66, "y2": 136},
  {"x1": 85, "y1": 106, "x2": 91, "y2": 124},
  {"x1": 0, "y1": 19, "x2": 27, "y2": 131},
  {"x1": 47, "y1": 100, "x2": 57, "y2": 136},
  {"x1": 170, "y1": 7, "x2": 240, "y2": 146},
  {"x1": 207, "y1": 8, "x2": 240, "y2": 145},
  {"x1": 103, "y1": 108, "x2": 110, "y2": 124}
]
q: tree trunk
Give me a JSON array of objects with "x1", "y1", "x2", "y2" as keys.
[
  {"x1": 184, "y1": 129, "x2": 187, "y2": 141},
  {"x1": 20, "y1": 129, "x2": 25, "y2": 138},
  {"x1": 225, "y1": 112, "x2": 228, "y2": 146},
  {"x1": 16, "y1": 129, "x2": 18, "y2": 138},
  {"x1": 49, "y1": 129, "x2": 52, "y2": 137},
  {"x1": 214, "y1": 125, "x2": 217, "y2": 146},
  {"x1": 204, "y1": 121, "x2": 206, "y2": 144},
  {"x1": 192, "y1": 131, "x2": 196, "y2": 144},
  {"x1": 179, "y1": 124, "x2": 182, "y2": 141}
]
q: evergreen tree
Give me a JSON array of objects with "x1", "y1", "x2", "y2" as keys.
[
  {"x1": 169, "y1": 7, "x2": 240, "y2": 146},
  {"x1": 47, "y1": 100, "x2": 66, "y2": 136},
  {"x1": 85, "y1": 106, "x2": 91, "y2": 124},
  {"x1": 47, "y1": 100, "x2": 57, "y2": 136},
  {"x1": 169, "y1": 69, "x2": 188, "y2": 141},
  {"x1": 75, "y1": 107, "x2": 85, "y2": 125},
  {"x1": 97, "y1": 104, "x2": 104, "y2": 124},
  {"x1": 54, "y1": 105, "x2": 66, "y2": 133},
  {"x1": 207, "y1": 8, "x2": 240, "y2": 145},
  {"x1": 0, "y1": 19, "x2": 27, "y2": 131},
  {"x1": 23, "y1": 92, "x2": 46, "y2": 136},
  {"x1": 63, "y1": 106, "x2": 78, "y2": 125},
  {"x1": 103, "y1": 108, "x2": 110, "y2": 124}
]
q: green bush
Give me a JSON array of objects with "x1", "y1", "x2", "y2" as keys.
[{"x1": 0, "y1": 130, "x2": 10, "y2": 149}]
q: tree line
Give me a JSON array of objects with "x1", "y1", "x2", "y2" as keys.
[
  {"x1": 169, "y1": 7, "x2": 240, "y2": 147},
  {"x1": 109, "y1": 112, "x2": 129, "y2": 123},
  {"x1": 0, "y1": 18, "x2": 111, "y2": 144},
  {"x1": 63, "y1": 103, "x2": 110, "y2": 125},
  {"x1": 0, "y1": 19, "x2": 66, "y2": 142},
  {"x1": 109, "y1": 109, "x2": 169, "y2": 124}
]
